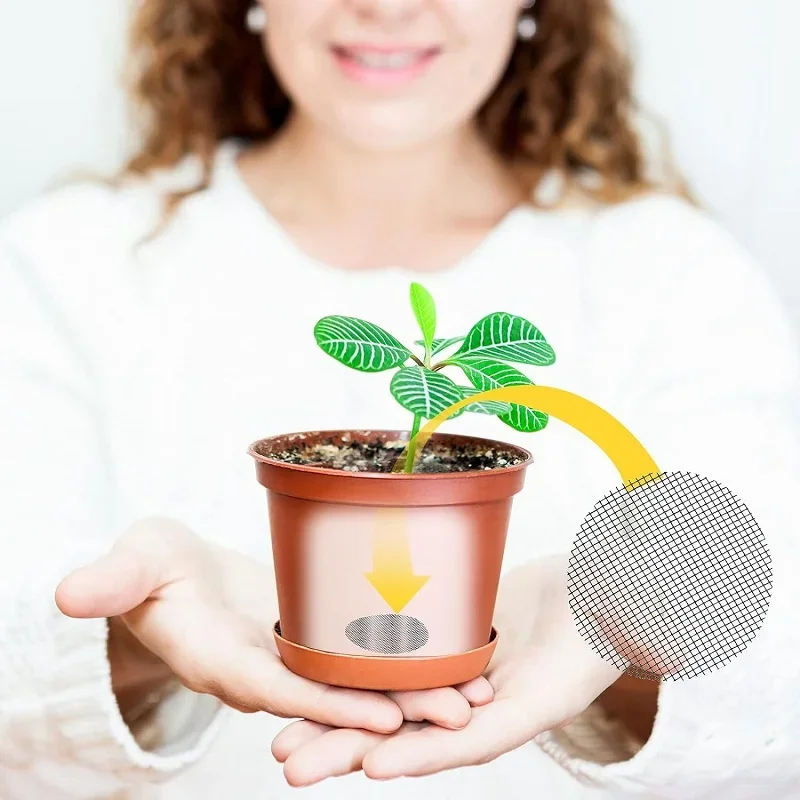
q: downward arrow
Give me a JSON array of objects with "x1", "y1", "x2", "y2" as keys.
[{"x1": 365, "y1": 508, "x2": 429, "y2": 614}]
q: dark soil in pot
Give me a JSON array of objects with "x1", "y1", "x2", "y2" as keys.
[{"x1": 252, "y1": 432, "x2": 526, "y2": 474}]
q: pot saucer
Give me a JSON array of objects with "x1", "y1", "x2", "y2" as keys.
[{"x1": 273, "y1": 622, "x2": 498, "y2": 692}]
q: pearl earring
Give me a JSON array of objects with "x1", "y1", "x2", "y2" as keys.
[
  {"x1": 246, "y1": 4, "x2": 267, "y2": 34},
  {"x1": 517, "y1": 0, "x2": 537, "y2": 41}
]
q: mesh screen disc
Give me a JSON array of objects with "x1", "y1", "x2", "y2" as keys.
[
  {"x1": 345, "y1": 614, "x2": 429, "y2": 654},
  {"x1": 567, "y1": 471, "x2": 771, "y2": 681}
]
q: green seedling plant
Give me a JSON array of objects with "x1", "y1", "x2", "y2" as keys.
[{"x1": 314, "y1": 283, "x2": 556, "y2": 474}]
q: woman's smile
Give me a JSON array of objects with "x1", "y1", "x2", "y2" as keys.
[{"x1": 330, "y1": 44, "x2": 442, "y2": 88}]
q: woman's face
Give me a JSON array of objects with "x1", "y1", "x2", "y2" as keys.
[{"x1": 262, "y1": 0, "x2": 525, "y2": 150}]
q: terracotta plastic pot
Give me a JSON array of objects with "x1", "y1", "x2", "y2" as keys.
[{"x1": 248, "y1": 430, "x2": 532, "y2": 691}]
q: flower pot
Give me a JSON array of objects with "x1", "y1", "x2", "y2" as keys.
[{"x1": 248, "y1": 430, "x2": 532, "y2": 691}]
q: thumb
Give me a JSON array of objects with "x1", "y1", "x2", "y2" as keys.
[
  {"x1": 56, "y1": 517, "x2": 198, "y2": 619},
  {"x1": 55, "y1": 547, "x2": 159, "y2": 620},
  {"x1": 593, "y1": 612, "x2": 684, "y2": 678}
]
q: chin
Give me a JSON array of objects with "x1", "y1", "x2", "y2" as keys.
[
  {"x1": 340, "y1": 127, "x2": 439, "y2": 152},
  {"x1": 326, "y1": 104, "x2": 464, "y2": 153}
]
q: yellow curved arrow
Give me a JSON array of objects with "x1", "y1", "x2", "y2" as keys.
[
  {"x1": 392, "y1": 385, "x2": 662, "y2": 489},
  {"x1": 367, "y1": 385, "x2": 661, "y2": 613}
]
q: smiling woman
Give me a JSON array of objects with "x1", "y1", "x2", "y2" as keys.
[
  {"x1": 124, "y1": 0, "x2": 666, "y2": 234},
  {"x1": 1, "y1": 0, "x2": 799, "y2": 799}
]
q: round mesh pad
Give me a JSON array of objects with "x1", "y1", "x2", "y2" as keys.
[
  {"x1": 568, "y1": 471, "x2": 771, "y2": 681},
  {"x1": 345, "y1": 614, "x2": 429, "y2": 654}
]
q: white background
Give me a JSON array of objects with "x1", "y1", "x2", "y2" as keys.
[{"x1": 1, "y1": 0, "x2": 798, "y2": 334}]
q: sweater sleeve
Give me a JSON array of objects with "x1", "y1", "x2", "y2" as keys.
[
  {"x1": 535, "y1": 196, "x2": 800, "y2": 799},
  {"x1": 0, "y1": 230, "x2": 223, "y2": 799}
]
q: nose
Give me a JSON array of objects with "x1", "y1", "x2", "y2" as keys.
[{"x1": 345, "y1": 0, "x2": 428, "y2": 24}]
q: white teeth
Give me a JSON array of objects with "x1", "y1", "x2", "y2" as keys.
[{"x1": 348, "y1": 51, "x2": 420, "y2": 69}]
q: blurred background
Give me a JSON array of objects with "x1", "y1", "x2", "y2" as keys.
[
  {"x1": 1, "y1": 3, "x2": 797, "y2": 797},
  {"x1": 1, "y1": 0, "x2": 798, "y2": 337}
]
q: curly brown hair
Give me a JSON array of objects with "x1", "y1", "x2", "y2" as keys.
[{"x1": 122, "y1": 0, "x2": 687, "y2": 218}]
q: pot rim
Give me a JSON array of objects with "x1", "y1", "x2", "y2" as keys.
[{"x1": 247, "y1": 428, "x2": 533, "y2": 481}]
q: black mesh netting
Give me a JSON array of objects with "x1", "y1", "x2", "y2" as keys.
[
  {"x1": 567, "y1": 471, "x2": 772, "y2": 682},
  {"x1": 345, "y1": 614, "x2": 429, "y2": 654}
]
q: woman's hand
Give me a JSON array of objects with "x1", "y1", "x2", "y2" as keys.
[
  {"x1": 270, "y1": 555, "x2": 623, "y2": 786},
  {"x1": 55, "y1": 518, "x2": 493, "y2": 733}
]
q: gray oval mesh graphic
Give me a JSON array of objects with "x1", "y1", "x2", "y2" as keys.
[
  {"x1": 345, "y1": 614, "x2": 429, "y2": 654},
  {"x1": 568, "y1": 471, "x2": 771, "y2": 682}
]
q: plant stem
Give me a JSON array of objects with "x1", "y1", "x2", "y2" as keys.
[
  {"x1": 404, "y1": 413, "x2": 422, "y2": 474},
  {"x1": 431, "y1": 360, "x2": 455, "y2": 372},
  {"x1": 410, "y1": 354, "x2": 426, "y2": 368}
]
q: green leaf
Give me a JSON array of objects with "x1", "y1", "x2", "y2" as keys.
[
  {"x1": 453, "y1": 312, "x2": 556, "y2": 366},
  {"x1": 452, "y1": 356, "x2": 549, "y2": 433},
  {"x1": 452, "y1": 356, "x2": 532, "y2": 392},
  {"x1": 499, "y1": 401, "x2": 549, "y2": 433},
  {"x1": 458, "y1": 386, "x2": 512, "y2": 416},
  {"x1": 415, "y1": 336, "x2": 466, "y2": 357},
  {"x1": 410, "y1": 283, "x2": 437, "y2": 352},
  {"x1": 390, "y1": 366, "x2": 463, "y2": 420},
  {"x1": 314, "y1": 316, "x2": 411, "y2": 373}
]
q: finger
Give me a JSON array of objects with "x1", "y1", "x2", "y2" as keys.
[
  {"x1": 233, "y1": 647, "x2": 403, "y2": 732},
  {"x1": 271, "y1": 721, "x2": 332, "y2": 762},
  {"x1": 55, "y1": 519, "x2": 194, "y2": 619},
  {"x1": 224, "y1": 700, "x2": 260, "y2": 715},
  {"x1": 386, "y1": 687, "x2": 471, "y2": 729},
  {"x1": 455, "y1": 676, "x2": 494, "y2": 707},
  {"x1": 363, "y1": 699, "x2": 533, "y2": 779},
  {"x1": 282, "y1": 727, "x2": 396, "y2": 787},
  {"x1": 126, "y1": 600, "x2": 404, "y2": 732},
  {"x1": 55, "y1": 549, "x2": 159, "y2": 619},
  {"x1": 594, "y1": 613, "x2": 684, "y2": 677}
]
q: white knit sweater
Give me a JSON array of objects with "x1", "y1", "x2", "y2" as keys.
[{"x1": 1, "y1": 142, "x2": 799, "y2": 799}]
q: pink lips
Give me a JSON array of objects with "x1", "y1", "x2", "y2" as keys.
[{"x1": 331, "y1": 45, "x2": 441, "y2": 88}]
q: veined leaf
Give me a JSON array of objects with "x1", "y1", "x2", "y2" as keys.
[
  {"x1": 390, "y1": 367, "x2": 463, "y2": 420},
  {"x1": 410, "y1": 283, "x2": 436, "y2": 352},
  {"x1": 458, "y1": 386, "x2": 512, "y2": 416},
  {"x1": 314, "y1": 316, "x2": 411, "y2": 373},
  {"x1": 415, "y1": 336, "x2": 466, "y2": 356},
  {"x1": 454, "y1": 312, "x2": 556, "y2": 366},
  {"x1": 498, "y1": 401, "x2": 549, "y2": 433},
  {"x1": 452, "y1": 356, "x2": 549, "y2": 433},
  {"x1": 452, "y1": 356, "x2": 533, "y2": 392}
]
